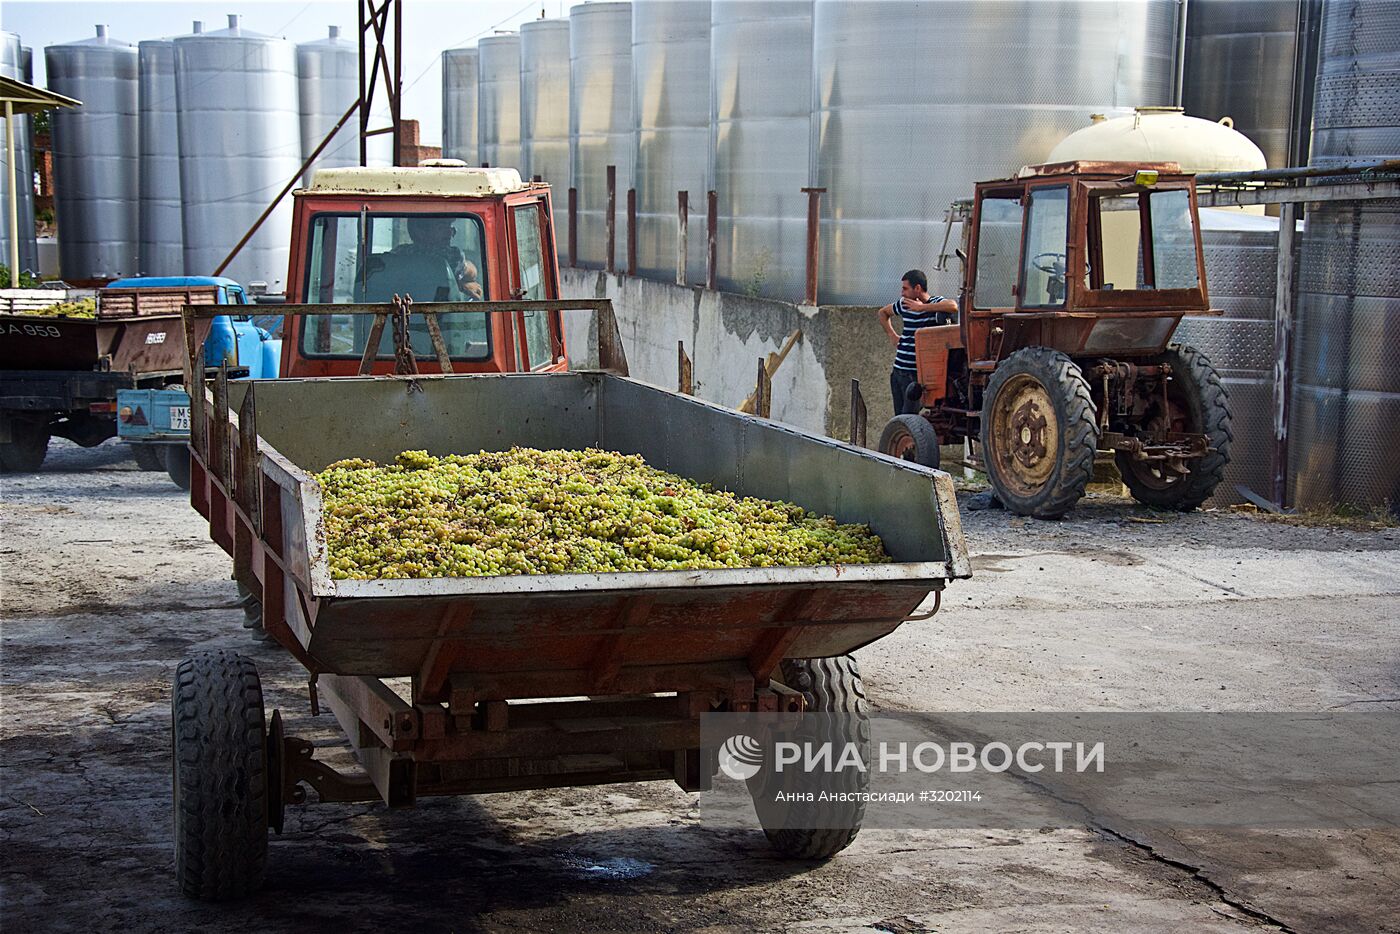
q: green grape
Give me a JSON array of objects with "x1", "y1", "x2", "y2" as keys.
[
  {"x1": 16, "y1": 297, "x2": 97, "y2": 319},
  {"x1": 315, "y1": 447, "x2": 892, "y2": 580}
]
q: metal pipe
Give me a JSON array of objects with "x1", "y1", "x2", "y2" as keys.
[
  {"x1": 1196, "y1": 160, "x2": 1400, "y2": 184},
  {"x1": 605, "y1": 164, "x2": 616, "y2": 273},
  {"x1": 676, "y1": 190, "x2": 689, "y2": 287},
  {"x1": 1270, "y1": 201, "x2": 1299, "y2": 507},
  {"x1": 626, "y1": 188, "x2": 637, "y2": 276},
  {"x1": 5, "y1": 101, "x2": 17, "y2": 279},
  {"x1": 801, "y1": 187, "x2": 826, "y2": 305},
  {"x1": 706, "y1": 190, "x2": 717, "y2": 291},
  {"x1": 1171, "y1": 0, "x2": 1188, "y2": 108},
  {"x1": 567, "y1": 186, "x2": 577, "y2": 268}
]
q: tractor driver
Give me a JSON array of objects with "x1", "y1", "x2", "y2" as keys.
[
  {"x1": 877, "y1": 269, "x2": 958, "y2": 416},
  {"x1": 399, "y1": 216, "x2": 484, "y2": 300}
]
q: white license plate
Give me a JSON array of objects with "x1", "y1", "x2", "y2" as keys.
[{"x1": 170, "y1": 406, "x2": 191, "y2": 431}]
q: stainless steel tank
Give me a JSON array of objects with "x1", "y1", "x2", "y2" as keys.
[
  {"x1": 632, "y1": 0, "x2": 711, "y2": 284},
  {"x1": 478, "y1": 34, "x2": 523, "y2": 172},
  {"x1": 1182, "y1": 0, "x2": 1300, "y2": 168},
  {"x1": 810, "y1": 0, "x2": 1176, "y2": 305},
  {"x1": 1175, "y1": 210, "x2": 1282, "y2": 506},
  {"x1": 138, "y1": 33, "x2": 183, "y2": 276},
  {"x1": 1, "y1": 32, "x2": 38, "y2": 275},
  {"x1": 297, "y1": 26, "x2": 360, "y2": 186},
  {"x1": 441, "y1": 46, "x2": 479, "y2": 163},
  {"x1": 1290, "y1": 0, "x2": 1400, "y2": 511},
  {"x1": 44, "y1": 25, "x2": 140, "y2": 280},
  {"x1": 711, "y1": 1, "x2": 811, "y2": 302},
  {"x1": 521, "y1": 19, "x2": 571, "y2": 241},
  {"x1": 174, "y1": 15, "x2": 300, "y2": 290},
  {"x1": 569, "y1": 1, "x2": 632, "y2": 269}
]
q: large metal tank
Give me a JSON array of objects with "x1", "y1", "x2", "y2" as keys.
[
  {"x1": 296, "y1": 26, "x2": 360, "y2": 186},
  {"x1": 478, "y1": 34, "x2": 523, "y2": 172},
  {"x1": 174, "y1": 15, "x2": 300, "y2": 290},
  {"x1": 569, "y1": 1, "x2": 632, "y2": 269},
  {"x1": 811, "y1": 0, "x2": 1175, "y2": 305},
  {"x1": 44, "y1": 25, "x2": 140, "y2": 280},
  {"x1": 1182, "y1": 0, "x2": 1300, "y2": 168},
  {"x1": 1291, "y1": 0, "x2": 1400, "y2": 511},
  {"x1": 1, "y1": 32, "x2": 38, "y2": 275},
  {"x1": 137, "y1": 32, "x2": 185, "y2": 276},
  {"x1": 711, "y1": 1, "x2": 812, "y2": 302},
  {"x1": 632, "y1": 0, "x2": 711, "y2": 284},
  {"x1": 441, "y1": 46, "x2": 478, "y2": 163},
  {"x1": 521, "y1": 19, "x2": 571, "y2": 241}
]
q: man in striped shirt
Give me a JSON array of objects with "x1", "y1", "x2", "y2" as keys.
[{"x1": 878, "y1": 269, "x2": 958, "y2": 415}]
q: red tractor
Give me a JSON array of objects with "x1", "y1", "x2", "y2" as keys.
[{"x1": 878, "y1": 161, "x2": 1231, "y2": 518}]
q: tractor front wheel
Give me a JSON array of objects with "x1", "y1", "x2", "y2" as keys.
[
  {"x1": 980, "y1": 347, "x2": 1098, "y2": 519},
  {"x1": 1116, "y1": 342, "x2": 1232, "y2": 511},
  {"x1": 878, "y1": 414, "x2": 941, "y2": 469}
]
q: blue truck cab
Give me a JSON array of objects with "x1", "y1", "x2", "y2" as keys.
[{"x1": 112, "y1": 277, "x2": 281, "y2": 488}]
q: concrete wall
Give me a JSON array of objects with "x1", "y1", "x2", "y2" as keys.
[{"x1": 560, "y1": 268, "x2": 899, "y2": 442}]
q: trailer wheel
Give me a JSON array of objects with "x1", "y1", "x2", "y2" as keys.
[
  {"x1": 132, "y1": 445, "x2": 165, "y2": 471},
  {"x1": 171, "y1": 650, "x2": 268, "y2": 900},
  {"x1": 1117, "y1": 342, "x2": 1232, "y2": 511},
  {"x1": 750, "y1": 656, "x2": 870, "y2": 860},
  {"x1": 980, "y1": 347, "x2": 1098, "y2": 519},
  {"x1": 878, "y1": 415, "x2": 941, "y2": 469},
  {"x1": 0, "y1": 419, "x2": 49, "y2": 472},
  {"x1": 165, "y1": 445, "x2": 192, "y2": 491}
]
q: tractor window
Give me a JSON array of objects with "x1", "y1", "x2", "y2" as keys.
[
  {"x1": 511, "y1": 203, "x2": 556, "y2": 370},
  {"x1": 972, "y1": 195, "x2": 1022, "y2": 308},
  {"x1": 301, "y1": 211, "x2": 491, "y2": 361},
  {"x1": 1091, "y1": 193, "x2": 1147, "y2": 291},
  {"x1": 1020, "y1": 186, "x2": 1069, "y2": 307},
  {"x1": 1148, "y1": 189, "x2": 1200, "y2": 289}
]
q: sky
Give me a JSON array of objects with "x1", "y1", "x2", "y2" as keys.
[{"x1": 2, "y1": 0, "x2": 572, "y2": 147}]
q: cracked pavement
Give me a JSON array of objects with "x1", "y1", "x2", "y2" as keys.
[{"x1": 2, "y1": 440, "x2": 1397, "y2": 932}]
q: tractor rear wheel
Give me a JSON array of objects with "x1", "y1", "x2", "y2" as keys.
[
  {"x1": 750, "y1": 656, "x2": 870, "y2": 860},
  {"x1": 0, "y1": 419, "x2": 49, "y2": 472},
  {"x1": 980, "y1": 347, "x2": 1098, "y2": 519},
  {"x1": 878, "y1": 414, "x2": 941, "y2": 469},
  {"x1": 172, "y1": 650, "x2": 269, "y2": 900},
  {"x1": 1117, "y1": 342, "x2": 1232, "y2": 511}
]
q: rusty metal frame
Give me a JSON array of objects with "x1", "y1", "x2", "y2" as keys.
[{"x1": 358, "y1": 0, "x2": 402, "y2": 166}]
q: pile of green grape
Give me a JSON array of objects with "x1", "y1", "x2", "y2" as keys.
[
  {"x1": 317, "y1": 447, "x2": 891, "y2": 580},
  {"x1": 17, "y1": 298, "x2": 97, "y2": 319}
]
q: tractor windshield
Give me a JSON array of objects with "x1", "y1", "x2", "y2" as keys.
[
  {"x1": 1087, "y1": 188, "x2": 1199, "y2": 293},
  {"x1": 300, "y1": 211, "x2": 492, "y2": 361}
]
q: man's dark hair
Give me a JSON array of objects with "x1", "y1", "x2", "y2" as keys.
[{"x1": 902, "y1": 269, "x2": 928, "y2": 291}]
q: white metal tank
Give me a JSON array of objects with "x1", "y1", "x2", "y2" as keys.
[
  {"x1": 632, "y1": 0, "x2": 711, "y2": 284},
  {"x1": 478, "y1": 34, "x2": 523, "y2": 172},
  {"x1": 569, "y1": 1, "x2": 632, "y2": 269},
  {"x1": 137, "y1": 30, "x2": 186, "y2": 276},
  {"x1": 711, "y1": 1, "x2": 812, "y2": 301},
  {"x1": 441, "y1": 46, "x2": 479, "y2": 163},
  {"x1": 296, "y1": 26, "x2": 361, "y2": 186},
  {"x1": 1291, "y1": 0, "x2": 1400, "y2": 511},
  {"x1": 810, "y1": 0, "x2": 1175, "y2": 305},
  {"x1": 44, "y1": 25, "x2": 140, "y2": 279},
  {"x1": 174, "y1": 15, "x2": 300, "y2": 289},
  {"x1": 1048, "y1": 107, "x2": 1268, "y2": 174},
  {"x1": 521, "y1": 19, "x2": 571, "y2": 241},
  {"x1": 1, "y1": 32, "x2": 38, "y2": 275}
]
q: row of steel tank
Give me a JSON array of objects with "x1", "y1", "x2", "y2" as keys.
[{"x1": 43, "y1": 17, "x2": 376, "y2": 288}]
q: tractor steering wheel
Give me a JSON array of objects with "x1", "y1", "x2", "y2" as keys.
[{"x1": 1032, "y1": 252, "x2": 1067, "y2": 276}]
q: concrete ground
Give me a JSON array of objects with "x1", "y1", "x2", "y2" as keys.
[{"x1": 2, "y1": 441, "x2": 1396, "y2": 933}]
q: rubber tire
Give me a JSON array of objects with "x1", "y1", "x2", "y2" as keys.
[
  {"x1": 878, "y1": 414, "x2": 941, "y2": 469},
  {"x1": 980, "y1": 347, "x2": 1098, "y2": 519},
  {"x1": 1116, "y1": 342, "x2": 1232, "y2": 511},
  {"x1": 0, "y1": 420, "x2": 50, "y2": 472},
  {"x1": 172, "y1": 650, "x2": 268, "y2": 901},
  {"x1": 132, "y1": 445, "x2": 166, "y2": 471},
  {"x1": 754, "y1": 656, "x2": 870, "y2": 860},
  {"x1": 165, "y1": 445, "x2": 192, "y2": 491}
]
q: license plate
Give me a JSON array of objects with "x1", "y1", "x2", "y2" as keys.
[{"x1": 170, "y1": 406, "x2": 191, "y2": 431}]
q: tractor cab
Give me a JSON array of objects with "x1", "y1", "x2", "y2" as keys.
[
  {"x1": 280, "y1": 162, "x2": 567, "y2": 378},
  {"x1": 881, "y1": 162, "x2": 1231, "y2": 519}
]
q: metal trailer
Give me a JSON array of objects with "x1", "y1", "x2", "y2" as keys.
[{"x1": 173, "y1": 304, "x2": 970, "y2": 900}]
